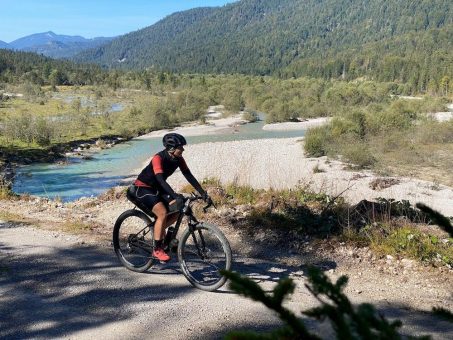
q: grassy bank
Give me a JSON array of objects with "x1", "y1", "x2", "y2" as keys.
[
  {"x1": 186, "y1": 180, "x2": 453, "y2": 267},
  {"x1": 1, "y1": 179, "x2": 451, "y2": 267},
  {"x1": 304, "y1": 96, "x2": 453, "y2": 185}
]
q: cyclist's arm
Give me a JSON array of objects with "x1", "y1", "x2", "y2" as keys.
[
  {"x1": 180, "y1": 158, "x2": 205, "y2": 196},
  {"x1": 155, "y1": 174, "x2": 179, "y2": 198},
  {"x1": 152, "y1": 155, "x2": 179, "y2": 199}
]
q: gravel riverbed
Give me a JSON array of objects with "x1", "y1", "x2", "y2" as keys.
[{"x1": 127, "y1": 137, "x2": 453, "y2": 217}]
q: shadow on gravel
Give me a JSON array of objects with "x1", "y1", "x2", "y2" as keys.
[
  {"x1": 368, "y1": 302, "x2": 453, "y2": 339},
  {"x1": 0, "y1": 244, "x2": 193, "y2": 339},
  {"x1": 1, "y1": 239, "x2": 450, "y2": 339},
  {"x1": 197, "y1": 301, "x2": 452, "y2": 340},
  {"x1": 232, "y1": 256, "x2": 337, "y2": 287},
  {"x1": 220, "y1": 257, "x2": 452, "y2": 338},
  {"x1": 191, "y1": 317, "x2": 325, "y2": 340}
]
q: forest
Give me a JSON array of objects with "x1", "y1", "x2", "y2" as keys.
[{"x1": 73, "y1": 0, "x2": 453, "y2": 94}]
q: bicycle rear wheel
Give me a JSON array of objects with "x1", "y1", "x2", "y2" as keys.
[
  {"x1": 178, "y1": 222, "x2": 232, "y2": 291},
  {"x1": 113, "y1": 209, "x2": 154, "y2": 272}
]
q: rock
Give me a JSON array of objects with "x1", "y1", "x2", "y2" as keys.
[
  {"x1": 386, "y1": 255, "x2": 394, "y2": 261},
  {"x1": 401, "y1": 258, "x2": 415, "y2": 268}
]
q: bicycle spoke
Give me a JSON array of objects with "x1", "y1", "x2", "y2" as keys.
[
  {"x1": 113, "y1": 211, "x2": 154, "y2": 271},
  {"x1": 179, "y1": 224, "x2": 232, "y2": 290}
]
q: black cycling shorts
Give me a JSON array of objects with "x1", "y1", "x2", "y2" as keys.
[{"x1": 127, "y1": 185, "x2": 177, "y2": 213}]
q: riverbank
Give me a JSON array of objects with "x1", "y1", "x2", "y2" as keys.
[
  {"x1": 262, "y1": 117, "x2": 331, "y2": 131},
  {"x1": 127, "y1": 137, "x2": 453, "y2": 217},
  {"x1": 137, "y1": 113, "x2": 248, "y2": 139}
]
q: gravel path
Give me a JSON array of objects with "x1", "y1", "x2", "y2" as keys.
[{"x1": 1, "y1": 222, "x2": 451, "y2": 339}]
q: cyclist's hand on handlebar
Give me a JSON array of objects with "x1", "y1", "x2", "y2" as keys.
[
  {"x1": 172, "y1": 194, "x2": 185, "y2": 209},
  {"x1": 176, "y1": 193, "x2": 185, "y2": 200}
]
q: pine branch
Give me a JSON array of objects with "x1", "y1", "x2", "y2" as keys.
[
  {"x1": 222, "y1": 270, "x2": 319, "y2": 340},
  {"x1": 416, "y1": 203, "x2": 453, "y2": 237}
]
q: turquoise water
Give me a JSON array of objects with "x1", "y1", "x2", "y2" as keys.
[{"x1": 13, "y1": 119, "x2": 306, "y2": 201}]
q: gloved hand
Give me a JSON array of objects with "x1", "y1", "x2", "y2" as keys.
[
  {"x1": 168, "y1": 194, "x2": 184, "y2": 213},
  {"x1": 174, "y1": 193, "x2": 185, "y2": 207}
]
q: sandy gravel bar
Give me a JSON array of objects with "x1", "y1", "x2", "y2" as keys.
[
  {"x1": 262, "y1": 117, "x2": 331, "y2": 131},
  {"x1": 137, "y1": 114, "x2": 247, "y2": 139},
  {"x1": 127, "y1": 138, "x2": 453, "y2": 217}
]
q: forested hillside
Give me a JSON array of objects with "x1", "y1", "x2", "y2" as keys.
[
  {"x1": 0, "y1": 49, "x2": 106, "y2": 86},
  {"x1": 74, "y1": 0, "x2": 453, "y2": 93}
]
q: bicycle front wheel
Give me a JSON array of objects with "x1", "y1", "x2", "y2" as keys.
[
  {"x1": 178, "y1": 222, "x2": 232, "y2": 291},
  {"x1": 113, "y1": 209, "x2": 155, "y2": 272}
]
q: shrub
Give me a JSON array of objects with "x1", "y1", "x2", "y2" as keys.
[
  {"x1": 243, "y1": 110, "x2": 259, "y2": 122},
  {"x1": 304, "y1": 125, "x2": 330, "y2": 157},
  {"x1": 341, "y1": 141, "x2": 377, "y2": 168},
  {"x1": 33, "y1": 116, "x2": 54, "y2": 146},
  {"x1": 416, "y1": 121, "x2": 453, "y2": 144}
]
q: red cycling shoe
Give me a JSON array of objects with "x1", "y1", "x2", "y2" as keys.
[{"x1": 153, "y1": 247, "x2": 170, "y2": 262}]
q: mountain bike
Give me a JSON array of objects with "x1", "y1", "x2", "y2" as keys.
[{"x1": 112, "y1": 191, "x2": 232, "y2": 291}]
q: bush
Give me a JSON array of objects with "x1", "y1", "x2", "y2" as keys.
[
  {"x1": 243, "y1": 110, "x2": 259, "y2": 122},
  {"x1": 416, "y1": 121, "x2": 453, "y2": 144},
  {"x1": 33, "y1": 117, "x2": 54, "y2": 146},
  {"x1": 341, "y1": 141, "x2": 377, "y2": 168},
  {"x1": 304, "y1": 126, "x2": 330, "y2": 157}
]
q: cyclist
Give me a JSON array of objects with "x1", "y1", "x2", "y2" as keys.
[{"x1": 129, "y1": 133, "x2": 211, "y2": 261}]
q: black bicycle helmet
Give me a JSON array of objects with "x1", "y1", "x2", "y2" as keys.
[{"x1": 162, "y1": 133, "x2": 187, "y2": 150}]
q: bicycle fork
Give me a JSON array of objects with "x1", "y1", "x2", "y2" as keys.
[{"x1": 189, "y1": 225, "x2": 207, "y2": 259}]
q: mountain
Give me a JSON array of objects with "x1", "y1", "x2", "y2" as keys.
[
  {"x1": 8, "y1": 31, "x2": 114, "y2": 58},
  {"x1": 74, "y1": 0, "x2": 453, "y2": 88},
  {"x1": 0, "y1": 40, "x2": 9, "y2": 49}
]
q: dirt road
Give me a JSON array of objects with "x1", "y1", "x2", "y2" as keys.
[{"x1": 0, "y1": 222, "x2": 452, "y2": 339}]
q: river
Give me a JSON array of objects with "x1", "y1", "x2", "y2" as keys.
[{"x1": 13, "y1": 118, "x2": 307, "y2": 201}]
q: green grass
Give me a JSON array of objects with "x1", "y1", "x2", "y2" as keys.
[
  {"x1": 0, "y1": 184, "x2": 16, "y2": 200},
  {"x1": 0, "y1": 86, "x2": 139, "y2": 161},
  {"x1": 304, "y1": 97, "x2": 453, "y2": 185},
  {"x1": 0, "y1": 210, "x2": 30, "y2": 224},
  {"x1": 342, "y1": 223, "x2": 453, "y2": 266},
  {"x1": 197, "y1": 180, "x2": 452, "y2": 266},
  {"x1": 61, "y1": 218, "x2": 93, "y2": 233}
]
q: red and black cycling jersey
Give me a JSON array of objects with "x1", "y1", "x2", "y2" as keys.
[{"x1": 135, "y1": 150, "x2": 190, "y2": 197}]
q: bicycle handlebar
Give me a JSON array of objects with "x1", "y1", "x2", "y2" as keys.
[{"x1": 184, "y1": 193, "x2": 216, "y2": 212}]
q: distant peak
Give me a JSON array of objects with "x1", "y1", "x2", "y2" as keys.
[{"x1": 45, "y1": 31, "x2": 56, "y2": 37}]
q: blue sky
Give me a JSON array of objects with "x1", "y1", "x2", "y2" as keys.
[{"x1": 0, "y1": 0, "x2": 237, "y2": 42}]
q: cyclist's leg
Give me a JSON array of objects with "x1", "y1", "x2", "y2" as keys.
[
  {"x1": 152, "y1": 202, "x2": 168, "y2": 241},
  {"x1": 161, "y1": 195, "x2": 180, "y2": 229},
  {"x1": 165, "y1": 211, "x2": 180, "y2": 227},
  {"x1": 152, "y1": 202, "x2": 171, "y2": 261}
]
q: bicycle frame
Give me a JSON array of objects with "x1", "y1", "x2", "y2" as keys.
[
  {"x1": 130, "y1": 194, "x2": 208, "y2": 252},
  {"x1": 114, "y1": 192, "x2": 231, "y2": 291}
]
